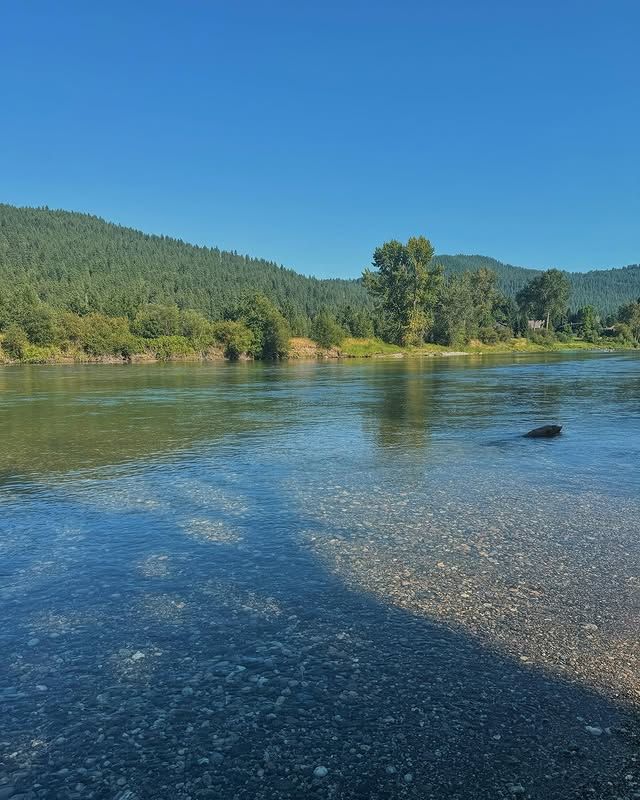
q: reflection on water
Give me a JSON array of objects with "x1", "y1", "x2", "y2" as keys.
[{"x1": 1, "y1": 354, "x2": 639, "y2": 800}]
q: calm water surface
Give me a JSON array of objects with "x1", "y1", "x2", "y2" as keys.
[{"x1": 1, "y1": 354, "x2": 639, "y2": 800}]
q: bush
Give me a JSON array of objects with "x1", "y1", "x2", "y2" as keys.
[
  {"x1": 56, "y1": 311, "x2": 85, "y2": 345},
  {"x1": 233, "y1": 294, "x2": 290, "y2": 359},
  {"x1": 528, "y1": 329, "x2": 557, "y2": 346},
  {"x1": 495, "y1": 324, "x2": 513, "y2": 342},
  {"x1": 132, "y1": 304, "x2": 180, "y2": 338},
  {"x1": 80, "y1": 313, "x2": 142, "y2": 357},
  {"x1": 211, "y1": 320, "x2": 253, "y2": 360},
  {"x1": 615, "y1": 323, "x2": 637, "y2": 345},
  {"x1": 311, "y1": 311, "x2": 347, "y2": 348},
  {"x1": 21, "y1": 344, "x2": 62, "y2": 364},
  {"x1": 180, "y1": 309, "x2": 212, "y2": 347},
  {"x1": 148, "y1": 335, "x2": 194, "y2": 360},
  {"x1": 17, "y1": 304, "x2": 57, "y2": 345},
  {"x1": 2, "y1": 323, "x2": 29, "y2": 359},
  {"x1": 477, "y1": 324, "x2": 512, "y2": 344}
]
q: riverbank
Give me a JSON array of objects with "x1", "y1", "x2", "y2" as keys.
[
  {"x1": 289, "y1": 336, "x2": 635, "y2": 360},
  {"x1": 0, "y1": 335, "x2": 635, "y2": 366},
  {"x1": 0, "y1": 344, "x2": 227, "y2": 366},
  {"x1": 2, "y1": 356, "x2": 639, "y2": 800}
]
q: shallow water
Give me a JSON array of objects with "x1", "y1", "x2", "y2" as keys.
[{"x1": 1, "y1": 354, "x2": 639, "y2": 800}]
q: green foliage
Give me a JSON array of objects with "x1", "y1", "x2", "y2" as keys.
[
  {"x1": 80, "y1": 313, "x2": 142, "y2": 357},
  {"x1": 363, "y1": 237, "x2": 443, "y2": 346},
  {"x1": 433, "y1": 275, "x2": 473, "y2": 346},
  {"x1": 311, "y1": 311, "x2": 346, "y2": 348},
  {"x1": 18, "y1": 303, "x2": 57, "y2": 345},
  {"x1": 1, "y1": 204, "x2": 639, "y2": 337},
  {"x1": 56, "y1": 311, "x2": 84, "y2": 345},
  {"x1": 439, "y1": 254, "x2": 640, "y2": 315},
  {"x1": 179, "y1": 309, "x2": 212, "y2": 344},
  {"x1": 148, "y1": 335, "x2": 194, "y2": 360},
  {"x1": 617, "y1": 300, "x2": 640, "y2": 340},
  {"x1": 132, "y1": 304, "x2": 180, "y2": 338},
  {"x1": 2, "y1": 323, "x2": 29, "y2": 359},
  {"x1": 210, "y1": 320, "x2": 253, "y2": 360},
  {"x1": 21, "y1": 344, "x2": 62, "y2": 364},
  {"x1": 516, "y1": 269, "x2": 570, "y2": 330},
  {"x1": 336, "y1": 305, "x2": 374, "y2": 338},
  {"x1": 614, "y1": 322, "x2": 636, "y2": 345},
  {"x1": 232, "y1": 293, "x2": 290, "y2": 359},
  {"x1": 280, "y1": 300, "x2": 311, "y2": 337},
  {"x1": 339, "y1": 337, "x2": 408, "y2": 357},
  {"x1": 528, "y1": 329, "x2": 557, "y2": 346},
  {"x1": 365, "y1": 238, "x2": 521, "y2": 347},
  {"x1": 0, "y1": 204, "x2": 370, "y2": 329},
  {"x1": 466, "y1": 269, "x2": 506, "y2": 340},
  {"x1": 1, "y1": 204, "x2": 639, "y2": 360},
  {"x1": 0, "y1": 288, "x2": 58, "y2": 345},
  {"x1": 575, "y1": 305, "x2": 601, "y2": 342}
]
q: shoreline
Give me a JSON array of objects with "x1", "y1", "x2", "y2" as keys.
[{"x1": 0, "y1": 338, "x2": 634, "y2": 367}]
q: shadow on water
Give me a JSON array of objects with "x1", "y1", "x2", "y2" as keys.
[
  {"x1": 1, "y1": 356, "x2": 640, "y2": 799},
  {"x1": 1, "y1": 471, "x2": 638, "y2": 800}
]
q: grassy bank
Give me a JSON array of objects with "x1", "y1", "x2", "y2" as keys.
[
  {"x1": 0, "y1": 334, "x2": 635, "y2": 366},
  {"x1": 293, "y1": 335, "x2": 637, "y2": 360}
]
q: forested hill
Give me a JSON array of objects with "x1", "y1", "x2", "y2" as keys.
[
  {"x1": 0, "y1": 204, "x2": 370, "y2": 320},
  {"x1": 439, "y1": 255, "x2": 640, "y2": 314},
  {"x1": 1, "y1": 204, "x2": 638, "y2": 316}
]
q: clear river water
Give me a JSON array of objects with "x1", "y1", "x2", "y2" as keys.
[{"x1": 1, "y1": 353, "x2": 639, "y2": 800}]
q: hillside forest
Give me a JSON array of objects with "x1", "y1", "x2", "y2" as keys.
[{"x1": 0, "y1": 205, "x2": 639, "y2": 362}]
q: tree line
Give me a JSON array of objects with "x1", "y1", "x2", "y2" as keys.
[
  {"x1": 363, "y1": 236, "x2": 640, "y2": 346},
  {"x1": 0, "y1": 203, "x2": 371, "y2": 334},
  {"x1": 0, "y1": 284, "x2": 383, "y2": 362},
  {"x1": 360, "y1": 237, "x2": 640, "y2": 348},
  {"x1": 1, "y1": 203, "x2": 639, "y2": 362},
  {"x1": 438, "y1": 254, "x2": 640, "y2": 315}
]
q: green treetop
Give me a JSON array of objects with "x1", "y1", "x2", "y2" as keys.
[
  {"x1": 516, "y1": 269, "x2": 570, "y2": 330},
  {"x1": 363, "y1": 236, "x2": 443, "y2": 346}
]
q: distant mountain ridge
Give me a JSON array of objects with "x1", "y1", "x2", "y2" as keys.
[
  {"x1": 0, "y1": 204, "x2": 638, "y2": 316},
  {"x1": 0, "y1": 204, "x2": 370, "y2": 320},
  {"x1": 438, "y1": 254, "x2": 640, "y2": 313}
]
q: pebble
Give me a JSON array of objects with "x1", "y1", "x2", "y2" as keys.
[
  {"x1": 3, "y1": 393, "x2": 639, "y2": 800},
  {"x1": 313, "y1": 766, "x2": 328, "y2": 778}
]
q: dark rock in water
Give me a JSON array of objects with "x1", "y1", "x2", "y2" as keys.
[{"x1": 525, "y1": 424, "x2": 562, "y2": 438}]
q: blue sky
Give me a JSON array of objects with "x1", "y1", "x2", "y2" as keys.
[{"x1": 1, "y1": 1, "x2": 638, "y2": 277}]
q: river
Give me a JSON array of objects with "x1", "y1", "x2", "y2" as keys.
[{"x1": 1, "y1": 353, "x2": 639, "y2": 799}]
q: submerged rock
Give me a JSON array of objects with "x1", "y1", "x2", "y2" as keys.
[
  {"x1": 525, "y1": 424, "x2": 562, "y2": 438},
  {"x1": 313, "y1": 766, "x2": 329, "y2": 778}
]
